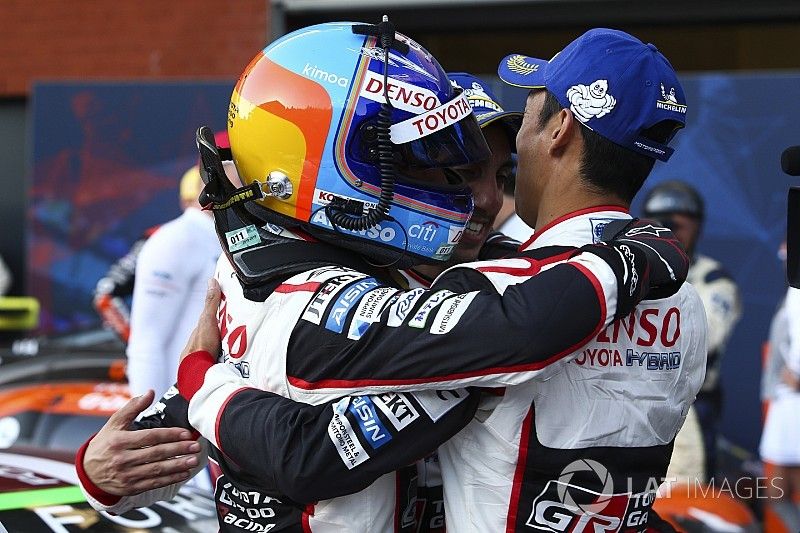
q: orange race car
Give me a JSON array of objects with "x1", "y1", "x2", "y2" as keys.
[{"x1": 0, "y1": 332, "x2": 216, "y2": 532}]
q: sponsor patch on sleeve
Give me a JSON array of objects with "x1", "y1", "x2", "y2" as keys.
[
  {"x1": 347, "y1": 287, "x2": 400, "y2": 340},
  {"x1": 348, "y1": 396, "x2": 392, "y2": 449},
  {"x1": 301, "y1": 274, "x2": 365, "y2": 325},
  {"x1": 324, "y1": 278, "x2": 380, "y2": 334},
  {"x1": 328, "y1": 398, "x2": 370, "y2": 469},
  {"x1": 408, "y1": 290, "x2": 454, "y2": 329},
  {"x1": 411, "y1": 389, "x2": 469, "y2": 422},
  {"x1": 387, "y1": 288, "x2": 426, "y2": 327},
  {"x1": 372, "y1": 392, "x2": 420, "y2": 431},
  {"x1": 428, "y1": 292, "x2": 478, "y2": 335}
]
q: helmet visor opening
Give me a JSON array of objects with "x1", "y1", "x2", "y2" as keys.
[{"x1": 396, "y1": 113, "x2": 490, "y2": 170}]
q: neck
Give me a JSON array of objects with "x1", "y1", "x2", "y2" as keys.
[
  {"x1": 410, "y1": 263, "x2": 443, "y2": 282},
  {"x1": 534, "y1": 185, "x2": 627, "y2": 231}
]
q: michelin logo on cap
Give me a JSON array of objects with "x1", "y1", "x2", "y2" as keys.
[{"x1": 566, "y1": 80, "x2": 617, "y2": 122}]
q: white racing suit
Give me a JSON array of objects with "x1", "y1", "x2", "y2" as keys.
[{"x1": 76, "y1": 210, "x2": 701, "y2": 532}]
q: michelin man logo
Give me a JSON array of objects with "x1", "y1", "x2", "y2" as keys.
[
  {"x1": 567, "y1": 79, "x2": 616, "y2": 122},
  {"x1": 660, "y1": 83, "x2": 678, "y2": 104},
  {"x1": 657, "y1": 83, "x2": 686, "y2": 113},
  {"x1": 506, "y1": 54, "x2": 539, "y2": 76}
]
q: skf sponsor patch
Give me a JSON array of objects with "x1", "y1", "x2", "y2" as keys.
[
  {"x1": 373, "y1": 393, "x2": 420, "y2": 431},
  {"x1": 348, "y1": 396, "x2": 391, "y2": 449},
  {"x1": 409, "y1": 290, "x2": 453, "y2": 329},
  {"x1": 325, "y1": 278, "x2": 380, "y2": 334},
  {"x1": 301, "y1": 274, "x2": 365, "y2": 325},
  {"x1": 429, "y1": 292, "x2": 478, "y2": 334},
  {"x1": 412, "y1": 389, "x2": 469, "y2": 422},
  {"x1": 328, "y1": 398, "x2": 370, "y2": 469},
  {"x1": 347, "y1": 287, "x2": 399, "y2": 340},
  {"x1": 387, "y1": 288, "x2": 426, "y2": 327}
]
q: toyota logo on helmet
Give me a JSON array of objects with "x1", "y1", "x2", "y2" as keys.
[{"x1": 206, "y1": 19, "x2": 490, "y2": 268}]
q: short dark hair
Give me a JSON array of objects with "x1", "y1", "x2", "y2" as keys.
[{"x1": 535, "y1": 90, "x2": 676, "y2": 203}]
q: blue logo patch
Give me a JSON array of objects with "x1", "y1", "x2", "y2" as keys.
[
  {"x1": 589, "y1": 218, "x2": 614, "y2": 243},
  {"x1": 348, "y1": 396, "x2": 391, "y2": 449},
  {"x1": 325, "y1": 278, "x2": 380, "y2": 333}
]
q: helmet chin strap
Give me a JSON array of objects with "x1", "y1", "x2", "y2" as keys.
[{"x1": 196, "y1": 125, "x2": 295, "y2": 213}]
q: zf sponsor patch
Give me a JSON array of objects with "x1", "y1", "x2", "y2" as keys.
[
  {"x1": 324, "y1": 278, "x2": 380, "y2": 334},
  {"x1": 301, "y1": 274, "x2": 365, "y2": 325},
  {"x1": 328, "y1": 398, "x2": 370, "y2": 469},
  {"x1": 372, "y1": 393, "x2": 420, "y2": 430},
  {"x1": 411, "y1": 389, "x2": 469, "y2": 422},
  {"x1": 408, "y1": 290, "x2": 453, "y2": 329},
  {"x1": 429, "y1": 292, "x2": 478, "y2": 334},
  {"x1": 348, "y1": 396, "x2": 392, "y2": 449}
]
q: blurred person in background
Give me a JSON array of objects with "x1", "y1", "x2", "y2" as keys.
[
  {"x1": 94, "y1": 132, "x2": 232, "y2": 348},
  {"x1": 643, "y1": 180, "x2": 742, "y2": 480},
  {"x1": 759, "y1": 241, "x2": 800, "y2": 533},
  {"x1": 0, "y1": 254, "x2": 10, "y2": 296},
  {"x1": 126, "y1": 163, "x2": 221, "y2": 398},
  {"x1": 93, "y1": 225, "x2": 159, "y2": 343}
]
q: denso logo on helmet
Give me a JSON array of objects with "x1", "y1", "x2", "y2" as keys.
[
  {"x1": 390, "y1": 91, "x2": 473, "y2": 144},
  {"x1": 359, "y1": 70, "x2": 441, "y2": 114}
]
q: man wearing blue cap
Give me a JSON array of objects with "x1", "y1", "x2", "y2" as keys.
[
  {"x1": 172, "y1": 33, "x2": 703, "y2": 531},
  {"x1": 78, "y1": 30, "x2": 701, "y2": 533}
]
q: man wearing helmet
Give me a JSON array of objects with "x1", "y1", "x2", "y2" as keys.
[
  {"x1": 642, "y1": 180, "x2": 742, "y2": 481},
  {"x1": 77, "y1": 23, "x2": 695, "y2": 533}
]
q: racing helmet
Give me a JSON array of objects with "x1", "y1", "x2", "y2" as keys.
[
  {"x1": 224, "y1": 20, "x2": 490, "y2": 266},
  {"x1": 643, "y1": 180, "x2": 704, "y2": 221}
]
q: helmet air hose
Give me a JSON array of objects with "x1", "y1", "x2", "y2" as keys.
[{"x1": 327, "y1": 16, "x2": 409, "y2": 233}]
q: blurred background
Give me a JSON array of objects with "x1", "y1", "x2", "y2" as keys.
[{"x1": 1, "y1": 1, "x2": 800, "y2": 530}]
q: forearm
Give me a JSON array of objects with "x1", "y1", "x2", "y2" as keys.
[
  {"x1": 287, "y1": 252, "x2": 622, "y2": 394},
  {"x1": 76, "y1": 435, "x2": 208, "y2": 515},
  {"x1": 179, "y1": 352, "x2": 479, "y2": 503}
]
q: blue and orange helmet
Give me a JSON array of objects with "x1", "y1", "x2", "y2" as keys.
[{"x1": 227, "y1": 21, "x2": 490, "y2": 265}]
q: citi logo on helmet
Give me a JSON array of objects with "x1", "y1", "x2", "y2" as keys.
[
  {"x1": 409, "y1": 221, "x2": 439, "y2": 242},
  {"x1": 302, "y1": 63, "x2": 349, "y2": 88}
]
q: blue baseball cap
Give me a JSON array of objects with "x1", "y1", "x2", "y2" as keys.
[
  {"x1": 448, "y1": 72, "x2": 523, "y2": 134},
  {"x1": 497, "y1": 28, "x2": 687, "y2": 161}
]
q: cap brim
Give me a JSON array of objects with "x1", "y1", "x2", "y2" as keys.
[
  {"x1": 497, "y1": 53, "x2": 548, "y2": 89},
  {"x1": 476, "y1": 110, "x2": 523, "y2": 153},
  {"x1": 477, "y1": 110, "x2": 523, "y2": 129}
]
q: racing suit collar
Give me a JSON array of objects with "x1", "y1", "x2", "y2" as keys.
[{"x1": 519, "y1": 205, "x2": 630, "y2": 251}]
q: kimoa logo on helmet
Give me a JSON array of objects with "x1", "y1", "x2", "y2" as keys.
[{"x1": 302, "y1": 63, "x2": 349, "y2": 88}]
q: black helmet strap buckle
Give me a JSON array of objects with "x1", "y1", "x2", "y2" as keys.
[{"x1": 196, "y1": 126, "x2": 265, "y2": 211}]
